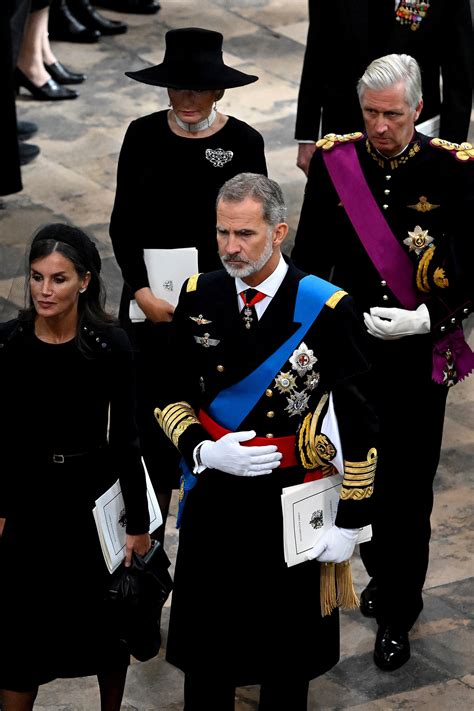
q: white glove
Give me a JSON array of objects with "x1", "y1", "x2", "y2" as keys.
[
  {"x1": 306, "y1": 526, "x2": 360, "y2": 563},
  {"x1": 363, "y1": 304, "x2": 430, "y2": 340},
  {"x1": 199, "y1": 431, "x2": 282, "y2": 477}
]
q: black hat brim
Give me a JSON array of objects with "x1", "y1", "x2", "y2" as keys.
[{"x1": 125, "y1": 63, "x2": 258, "y2": 90}]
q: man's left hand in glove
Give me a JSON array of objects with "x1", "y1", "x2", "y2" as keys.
[{"x1": 364, "y1": 303, "x2": 430, "y2": 340}]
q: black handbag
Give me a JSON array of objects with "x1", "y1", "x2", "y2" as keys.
[{"x1": 107, "y1": 540, "x2": 173, "y2": 661}]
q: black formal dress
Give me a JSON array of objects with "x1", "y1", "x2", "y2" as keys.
[
  {"x1": 109, "y1": 110, "x2": 267, "y2": 492},
  {"x1": 154, "y1": 262, "x2": 378, "y2": 685},
  {"x1": 295, "y1": 0, "x2": 473, "y2": 143},
  {"x1": 0, "y1": 320, "x2": 149, "y2": 691},
  {"x1": 292, "y1": 132, "x2": 474, "y2": 630}
]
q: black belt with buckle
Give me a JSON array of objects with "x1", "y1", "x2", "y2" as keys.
[{"x1": 50, "y1": 445, "x2": 105, "y2": 464}]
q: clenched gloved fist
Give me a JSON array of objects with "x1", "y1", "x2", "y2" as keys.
[
  {"x1": 306, "y1": 526, "x2": 360, "y2": 563},
  {"x1": 199, "y1": 431, "x2": 282, "y2": 477},
  {"x1": 363, "y1": 303, "x2": 430, "y2": 340}
]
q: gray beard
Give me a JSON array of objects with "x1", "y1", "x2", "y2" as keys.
[{"x1": 221, "y1": 236, "x2": 273, "y2": 279}]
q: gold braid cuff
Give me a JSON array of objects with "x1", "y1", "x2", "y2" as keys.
[
  {"x1": 154, "y1": 401, "x2": 200, "y2": 448},
  {"x1": 341, "y1": 447, "x2": 377, "y2": 500},
  {"x1": 298, "y1": 393, "x2": 338, "y2": 476}
]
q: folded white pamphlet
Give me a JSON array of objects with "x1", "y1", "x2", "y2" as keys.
[
  {"x1": 92, "y1": 458, "x2": 162, "y2": 573},
  {"x1": 281, "y1": 474, "x2": 372, "y2": 567},
  {"x1": 129, "y1": 247, "x2": 199, "y2": 322}
]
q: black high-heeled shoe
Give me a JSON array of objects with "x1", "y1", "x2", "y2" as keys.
[
  {"x1": 67, "y1": 0, "x2": 128, "y2": 35},
  {"x1": 15, "y1": 68, "x2": 79, "y2": 101},
  {"x1": 44, "y1": 61, "x2": 86, "y2": 84}
]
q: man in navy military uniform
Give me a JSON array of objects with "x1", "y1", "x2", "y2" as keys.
[
  {"x1": 154, "y1": 173, "x2": 378, "y2": 710},
  {"x1": 293, "y1": 53, "x2": 474, "y2": 671},
  {"x1": 295, "y1": 0, "x2": 474, "y2": 175}
]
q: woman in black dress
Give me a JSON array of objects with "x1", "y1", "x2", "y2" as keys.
[
  {"x1": 0, "y1": 224, "x2": 150, "y2": 710},
  {"x1": 109, "y1": 27, "x2": 268, "y2": 539}
]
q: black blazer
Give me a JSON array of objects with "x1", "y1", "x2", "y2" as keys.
[{"x1": 295, "y1": 0, "x2": 473, "y2": 144}]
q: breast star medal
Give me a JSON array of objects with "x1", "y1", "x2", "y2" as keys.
[
  {"x1": 403, "y1": 225, "x2": 433, "y2": 254},
  {"x1": 284, "y1": 390, "x2": 311, "y2": 417},
  {"x1": 289, "y1": 343, "x2": 317, "y2": 376}
]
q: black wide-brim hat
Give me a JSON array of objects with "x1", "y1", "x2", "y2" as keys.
[{"x1": 125, "y1": 27, "x2": 258, "y2": 90}]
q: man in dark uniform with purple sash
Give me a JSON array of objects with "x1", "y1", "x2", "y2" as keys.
[
  {"x1": 154, "y1": 173, "x2": 379, "y2": 710},
  {"x1": 293, "y1": 53, "x2": 474, "y2": 671}
]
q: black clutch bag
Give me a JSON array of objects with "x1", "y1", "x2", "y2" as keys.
[{"x1": 107, "y1": 540, "x2": 173, "y2": 661}]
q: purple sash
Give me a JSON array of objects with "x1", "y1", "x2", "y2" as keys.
[
  {"x1": 323, "y1": 141, "x2": 420, "y2": 310},
  {"x1": 323, "y1": 141, "x2": 474, "y2": 386}
]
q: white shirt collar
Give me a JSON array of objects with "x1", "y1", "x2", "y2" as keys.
[{"x1": 234, "y1": 254, "x2": 288, "y2": 298}]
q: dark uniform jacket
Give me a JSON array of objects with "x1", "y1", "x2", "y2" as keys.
[
  {"x1": 295, "y1": 0, "x2": 473, "y2": 143},
  {"x1": 154, "y1": 262, "x2": 378, "y2": 682},
  {"x1": 293, "y1": 132, "x2": 474, "y2": 339}
]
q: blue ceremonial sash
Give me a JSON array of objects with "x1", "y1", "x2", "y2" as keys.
[
  {"x1": 208, "y1": 274, "x2": 340, "y2": 430},
  {"x1": 177, "y1": 274, "x2": 341, "y2": 527}
]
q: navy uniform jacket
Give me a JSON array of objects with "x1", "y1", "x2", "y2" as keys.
[
  {"x1": 295, "y1": 0, "x2": 473, "y2": 143},
  {"x1": 155, "y1": 261, "x2": 378, "y2": 682}
]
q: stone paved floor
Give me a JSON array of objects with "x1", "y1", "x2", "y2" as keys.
[{"x1": 1, "y1": 1, "x2": 473, "y2": 709}]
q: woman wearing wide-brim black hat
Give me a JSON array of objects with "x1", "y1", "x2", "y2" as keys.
[{"x1": 109, "y1": 27, "x2": 267, "y2": 553}]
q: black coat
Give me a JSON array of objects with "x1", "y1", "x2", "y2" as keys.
[
  {"x1": 295, "y1": 0, "x2": 473, "y2": 143},
  {"x1": 155, "y1": 262, "x2": 378, "y2": 682}
]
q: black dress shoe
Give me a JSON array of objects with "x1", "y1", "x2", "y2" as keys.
[
  {"x1": 93, "y1": 0, "x2": 160, "y2": 14},
  {"x1": 19, "y1": 142, "x2": 40, "y2": 166},
  {"x1": 48, "y1": 0, "x2": 100, "y2": 43},
  {"x1": 15, "y1": 69, "x2": 79, "y2": 100},
  {"x1": 67, "y1": 0, "x2": 128, "y2": 34},
  {"x1": 360, "y1": 578, "x2": 378, "y2": 618},
  {"x1": 44, "y1": 61, "x2": 86, "y2": 84},
  {"x1": 374, "y1": 625, "x2": 410, "y2": 671},
  {"x1": 17, "y1": 120, "x2": 38, "y2": 141}
]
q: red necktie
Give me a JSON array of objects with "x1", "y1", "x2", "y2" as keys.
[{"x1": 240, "y1": 288, "x2": 266, "y2": 329}]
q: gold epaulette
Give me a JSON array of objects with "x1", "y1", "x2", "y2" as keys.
[
  {"x1": 154, "y1": 401, "x2": 200, "y2": 448},
  {"x1": 325, "y1": 289, "x2": 348, "y2": 309},
  {"x1": 341, "y1": 448, "x2": 377, "y2": 500},
  {"x1": 186, "y1": 273, "x2": 201, "y2": 292},
  {"x1": 316, "y1": 132, "x2": 364, "y2": 152},
  {"x1": 430, "y1": 138, "x2": 474, "y2": 162}
]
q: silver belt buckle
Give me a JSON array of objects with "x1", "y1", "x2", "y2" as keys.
[{"x1": 52, "y1": 454, "x2": 65, "y2": 464}]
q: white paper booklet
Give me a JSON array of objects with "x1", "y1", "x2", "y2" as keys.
[
  {"x1": 281, "y1": 474, "x2": 372, "y2": 567},
  {"x1": 129, "y1": 247, "x2": 199, "y2": 322},
  {"x1": 92, "y1": 459, "x2": 162, "y2": 573}
]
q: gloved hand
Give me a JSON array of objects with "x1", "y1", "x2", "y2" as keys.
[
  {"x1": 199, "y1": 431, "x2": 282, "y2": 477},
  {"x1": 363, "y1": 303, "x2": 430, "y2": 340},
  {"x1": 306, "y1": 526, "x2": 360, "y2": 563}
]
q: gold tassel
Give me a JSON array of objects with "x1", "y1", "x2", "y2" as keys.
[
  {"x1": 320, "y1": 562, "x2": 337, "y2": 617},
  {"x1": 320, "y1": 561, "x2": 360, "y2": 617},
  {"x1": 335, "y1": 561, "x2": 360, "y2": 611}
]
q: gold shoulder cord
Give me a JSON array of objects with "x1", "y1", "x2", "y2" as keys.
[
  {"x1": 341, "y1": 447, "x2": 377, "y2": 500},
  {"x1": 154, "y1": 401, "x2": 200, "y2": 448}
]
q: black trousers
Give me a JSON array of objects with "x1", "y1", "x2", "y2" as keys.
[
  {"x1": 184, "y1": 673, "x2": 309, "y2": 711},
  {"x1": 360, "y1": 337, "x2": 449, "y2": 631}
]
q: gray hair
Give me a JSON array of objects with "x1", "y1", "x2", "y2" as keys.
[
  {"x1": 357, "y1": 54, "x2": 422, "y2": 110},
  {"x1": 216, "y1": 173, "x2": 287, "y2": 226}
]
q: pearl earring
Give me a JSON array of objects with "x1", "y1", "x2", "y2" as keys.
[{"x1": 79, "y1": 287, "x2": 87, "y2": 294}]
